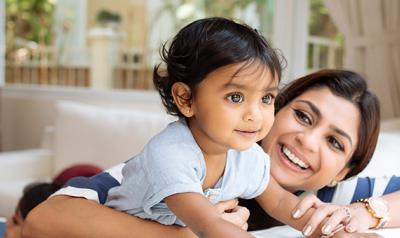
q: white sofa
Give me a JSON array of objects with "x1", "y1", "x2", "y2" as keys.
[
  {"x1": 0, "y1": 100, "x2": 399, "y2": 217},
  {"x1": 0, "y1": 101, "x2": 173, "y2": 216}
]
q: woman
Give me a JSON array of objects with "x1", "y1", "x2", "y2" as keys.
[
  {"x1": 22, "y1": 70, "x2": 400, "y2": 238},
  {"x1": 242, "y1": 69, "x2": 400, "y2": 236}
]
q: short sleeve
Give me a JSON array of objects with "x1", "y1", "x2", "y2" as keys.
[
  {"x1": 139, "y1": 142, "x2": 205, "y2": 213},
  {"x1": 224, "y1": 144, "x2": 270, "y2": 200}
]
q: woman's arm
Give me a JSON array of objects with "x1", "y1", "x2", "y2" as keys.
[
  {"x1": 22, "y1": 195, "x2": 197, "y2": 238},
  {"x1": 22, "y1": 195, "x2": 249, "y2": 238},
  {"x1": 384, "y1": 190, "x2": 400, "y2": 227}
]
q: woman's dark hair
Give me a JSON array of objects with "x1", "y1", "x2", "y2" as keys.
[
  {"x1": 275, "y1": 69, "x2": 380, "y2": 178},
  {"x1": 153, "y1": 17, "x2": 284, "y2": 117},
  {"x1": 18, "y1": 182, "x2": 61, "y2": 219}
]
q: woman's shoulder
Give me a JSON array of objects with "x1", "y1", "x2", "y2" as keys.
[{"x1": 316, "y1": 175, "x2": 400, "y2": 204}]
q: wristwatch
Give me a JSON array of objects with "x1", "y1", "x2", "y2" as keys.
[{"x1": 357, "y1": 197, "x2": 390, "y2": 229}]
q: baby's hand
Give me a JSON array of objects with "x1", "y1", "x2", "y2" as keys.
[
  {"x1": 214, "y1": 199, "x2": 250, "y2": 230},
  {"x1": 292, "y1": 194, "x2": 353, "y2": 237}
]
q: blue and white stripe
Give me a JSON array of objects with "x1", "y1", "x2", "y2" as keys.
[{"x1": 54, "y1": 163, "x2": 400, "y2": 206}]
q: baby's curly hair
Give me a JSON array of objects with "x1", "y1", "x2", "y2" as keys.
[{"x1": 153, "y1": 17, "x2": 284, "y2": 117}]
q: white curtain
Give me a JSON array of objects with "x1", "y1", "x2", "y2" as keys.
[{"x1": 323, "y1": 0, "x2": 400, "y2": 119}]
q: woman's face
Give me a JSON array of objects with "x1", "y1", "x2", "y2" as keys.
[{"x1": 262, "y1": 87, "x2": 361, "y2": 192}]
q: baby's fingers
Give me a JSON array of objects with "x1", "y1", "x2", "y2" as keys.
[
  {"x1": 231, "y1": 205, "x2": 250, "y2": 222},
  {"x1": 215, "y1": 199, "x2": 239, "y2": 213}
]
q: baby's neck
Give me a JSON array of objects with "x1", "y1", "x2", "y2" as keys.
[{"x1": 202, "y1": 152, "x2": 227, "y2": 190}]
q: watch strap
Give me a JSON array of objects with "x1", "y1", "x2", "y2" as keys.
[{"x1": 356, "y1": 198, "x2": 390, "y2": 229}]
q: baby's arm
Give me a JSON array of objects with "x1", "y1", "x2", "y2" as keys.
[
  {"x1": 165, "y1": 193, "x2": 254, "y2": 238},
  {"x1": 255, "y1": 177, "x2": 323, "y2": 236}
]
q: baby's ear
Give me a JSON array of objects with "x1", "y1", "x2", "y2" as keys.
[{"x1": 171, "y1": 82, "x2": 193, "y2": 117}]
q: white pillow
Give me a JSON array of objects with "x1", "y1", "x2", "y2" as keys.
[{"x1": 53, "y1": 101, "x2": 174, "y2": 175}]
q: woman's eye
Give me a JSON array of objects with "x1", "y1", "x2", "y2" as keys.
[
  {"x1": 262, "y1": 94, "x2": 275, "y2": 105},
  {"x1": 328, "y1": 137, "x2": 344, "y2": 151},
  {"x1": 226, "y1": 93, "x2": 244, "y2": 103},
  {"x1": 294, "y1": 109, "x2": 312, "y2": 125}
]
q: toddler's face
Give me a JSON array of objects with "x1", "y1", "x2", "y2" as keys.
[{"x1": 187, "y1": 62, "x2": 278, "y2": 153}]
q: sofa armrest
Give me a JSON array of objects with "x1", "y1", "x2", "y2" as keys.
[{"x1": 0, "y1": 149, "x2": 53, "y2": 180}]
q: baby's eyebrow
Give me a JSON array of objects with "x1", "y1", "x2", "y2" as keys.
[{"x1": 222, "y1": 82, "x2": 278, "y2": 93}]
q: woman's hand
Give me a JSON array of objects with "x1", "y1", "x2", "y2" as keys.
[
  {"x1": 304, "y1": 201, "x2": 378, "y2": 236},
  {"x1": 215, "y1": 199, "x2": 250, "y2": 230},
  {"x1": 292, "y1": 194, "x2": 352, "y2": 236}
]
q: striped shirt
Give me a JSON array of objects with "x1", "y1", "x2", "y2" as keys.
[{"x1": 54, "y1": 161, "x2": 400, "y2": 206}]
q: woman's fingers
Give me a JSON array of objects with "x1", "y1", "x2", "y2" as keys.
[
  {"x1": 292, "y1": 194, "x2": 323, "y2": 219},
  {"x1": 344, "y1": 214, "x2": 370, "y2": 233},
  {"x1": 320, "y1": 206, "x2": 352, "y2": 235},
  {"x1": 302, "y1": 203, "x2": 340, "y2": 236}
]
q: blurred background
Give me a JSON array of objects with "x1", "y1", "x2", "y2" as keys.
[
  {"x1": 0, "y1": 0, "x2": 399, "y2": 218},
  {"x1": 0, "y1": 0, "x2": 399, "y2": 153}
]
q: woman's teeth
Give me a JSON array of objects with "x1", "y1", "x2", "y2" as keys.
[{"x1": 282, "y1": 146, "x2": 309, "y2": 169}]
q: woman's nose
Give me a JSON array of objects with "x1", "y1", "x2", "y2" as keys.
[{"x1": 295, "y1": 131, "x2": 319, "y2": 152}]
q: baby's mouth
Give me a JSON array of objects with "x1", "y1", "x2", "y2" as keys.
[{"x1": 281, "y1": 145, "x2": 310, "y2": 170}]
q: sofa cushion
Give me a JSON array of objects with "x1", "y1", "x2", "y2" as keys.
[{"x1": 53, "y1": 101, "x2": 173, "y2": 175}]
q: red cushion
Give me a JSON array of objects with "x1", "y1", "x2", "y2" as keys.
[{"x1": 53, "y1": 164, "x2": 103, "y2": 186}]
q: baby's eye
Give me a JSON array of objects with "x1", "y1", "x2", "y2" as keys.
[
  {"x1": 328, "y1": 136, "x2": 344, "y2": 151},
  {"x1": 226, "y1": 93, "x2": 244, "y2": 103},
  {"x1": 294, "y1": 109, "x2": 312, "y2": 125},
  {"x1": 262, "y1": 94, "x2": 275, "y2": 105}
]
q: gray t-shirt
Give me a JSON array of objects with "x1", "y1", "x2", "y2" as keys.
[{"x1": 105, "y1": 119, "x2": 270, "y2": 226}]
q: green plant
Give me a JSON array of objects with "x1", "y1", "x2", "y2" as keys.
[
  {"x1": 96, "y1": 9, "x2": 121, "y2": 25},
  {"x1": 5, "y1": 0, "x2": 54, "y2": 49}
]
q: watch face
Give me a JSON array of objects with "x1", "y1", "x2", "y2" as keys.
[{"x1": 369, "y1": 197, "x2": 389, "y2": 218}]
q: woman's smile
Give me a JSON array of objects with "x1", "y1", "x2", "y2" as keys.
[{"x1": 276, "y1": 143, "x2": 313, "y2": 174}]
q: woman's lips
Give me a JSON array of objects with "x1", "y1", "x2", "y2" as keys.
[{"x1": 276, "y1": 143, "x2": 312, "y2": 173}]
